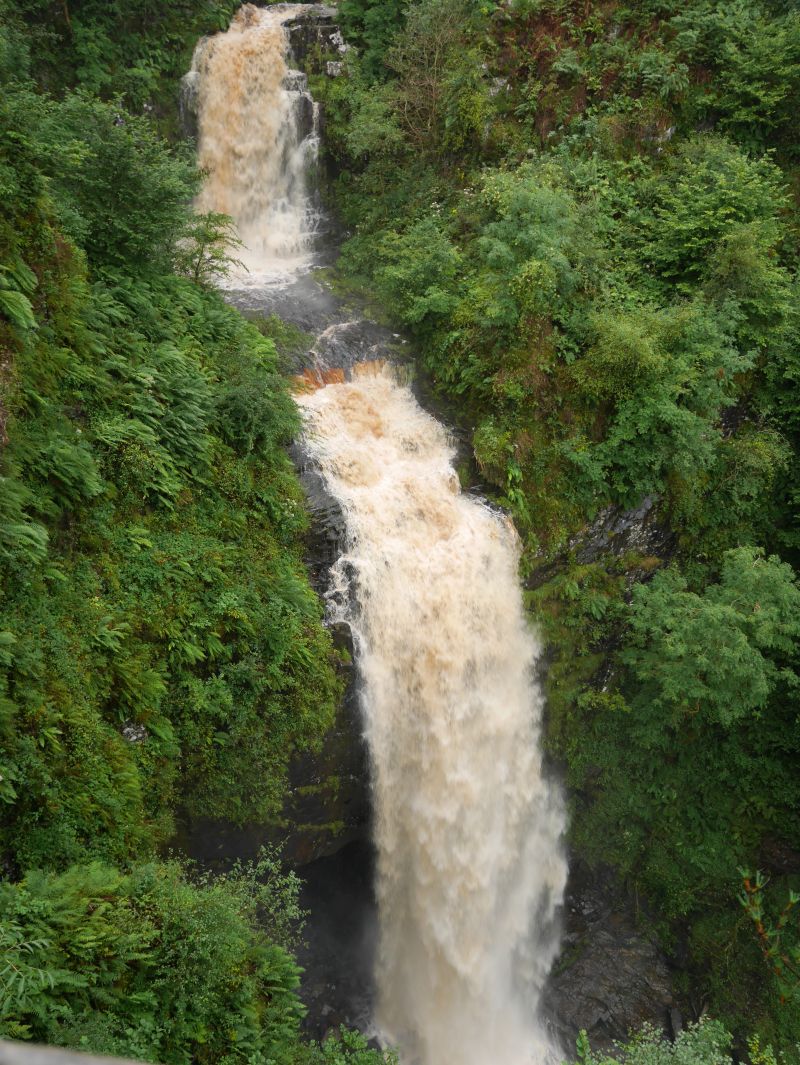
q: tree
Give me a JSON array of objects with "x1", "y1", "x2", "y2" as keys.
[
  {"x1": 174, "y1": 210, "x2": 244, "y2": 286},
  {"x1": 386, "y1": 0, "x2": 488, "y2": 154},
  {"x1": 33, "y1": 92, "x2": 197, "y2": 272},
  {"x1": 622, "y1": 547, "x2": 800, "y2": 728},
  {"x1": 338, "y1": 0, "x2": 408, "y2": 80}
]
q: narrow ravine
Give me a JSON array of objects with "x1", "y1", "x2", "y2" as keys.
[{"x1": 189, "y1": 6, "x2": 568, "y2": 1062}]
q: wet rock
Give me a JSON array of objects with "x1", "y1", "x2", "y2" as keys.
[
  {"x1": 283, "y1": 6, "x2": 343, "y2": 71},
  {"x1": 269, "y1": 450, "x2": 369, "y2": 866},
  {"x1": 280, "y1": 635, "x2": 369, "y2": 865},
  {"x1": 296, "y1": 841, "x2": 377, "y2": 1038},
  {"x1": 175, "y1": 442, "x2": 369, "y2": 868},
  {"x1": 296, "y1": 463, "x2": 348, "y2": 592},
  {"x1": 175, "y1": 657, "x2": 369, "y2": 866},
  {"x1": 544, "y1": 861, "x2": 677, "y2": 1053},
  {"x1": 571, "y1": 495, "x2": 674, "y2": 564},
  {"x1": 284, "y1": 69, "x2": 308, "y2": 93},
  {"x1": 289, "y1": 429, "x2": 358, "y2": 597},
  {"x1": 290, "y1": 85, "x2": 316, "y2": 142},
  {"x1": 179, "y1": 68, "x2": 200, "y2": 140},
  {"x1": 232, "y1": 272, "x2": 342, "y2": 333},
  {"x1": 308, "y1": 319, "x2": 407, "y2": 378},
  {"x1": 526, "y1": 496, "x2": 674, "y2": 594},
  {"x1": 121, "y1": 722, "x2": 147, "y2": 743}
]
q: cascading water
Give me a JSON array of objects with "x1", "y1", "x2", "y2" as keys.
[
  {"x1": 191, "y1": 8, "x2": 568, "y2": 1061},
  {"x1": 189, "y1": 3, "x2": 322, "y2": 283},
  {"x1": 299, "y1": 369, "x2": 567, "y2": 1065}
]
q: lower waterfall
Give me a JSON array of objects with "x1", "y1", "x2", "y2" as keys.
[{"x1": 300, "y1": 369, "x2": 568, "y2": 1065}]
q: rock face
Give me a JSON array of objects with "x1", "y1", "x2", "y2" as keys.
[
  {"x1": 176, "y1": 625, "x2": 369, "y2": 867},
  {"x1": 544, "y1": 860, "x2": 678, "y2": 1053},
  {"x1": 179, "y1": 69, "x2": 200, "y2": 140},
  {"x1": 280, "y1": 619, "x2": 370, "y2": 865},
  {"x1": 571, "y1": 495, "x2": 674, "y2": 565},
  {"x1": 527, "y1": 495, "x2": 675, "y2": 594},
  {"x1": 293, "y1": 458, "x2": 348, "y2": 593},
  {"x1": 275, "y1": 448, "x2": 371, "y2": 865},
  {"x1": 177, "y1": 439, "x2": 370, "y2": 868},
  {"x1": 282, "y1": 5, "x2": 346, "y2": 70}
]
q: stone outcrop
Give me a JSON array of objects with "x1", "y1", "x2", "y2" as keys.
[
  {"x1": 175, "y1": 635, "x2": 368, "y2": 867},
  {"x1": 278, "y1": 619, "x2": 370, "y2": 865},
  {"x1": 282, "y1": 5, "x2": 346, "y2": 70},
  {"x1": 571, "y1": 495, "x2": 674, "y2": 565},
  {"x1": 544, "y1": 860, "x2": 679, "y2": 1053},
  {"x1": 176, "y1": 447, "x2": 369, "y2": 868},
  {"x1": 527, "y1": 494, "x2": 675, "y2": 595}
]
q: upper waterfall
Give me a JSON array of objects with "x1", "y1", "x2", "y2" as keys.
[{"x1": 189, "y1": 3, "x2": 323, "y2": 284}]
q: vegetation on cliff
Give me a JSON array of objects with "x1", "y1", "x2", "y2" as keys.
[
  {"x1": 318, "y1": 0, "x2": 800, "y2": 1049},
  {"x1": 0, "y1": 4, "x2": 394, "y2": 1061}
]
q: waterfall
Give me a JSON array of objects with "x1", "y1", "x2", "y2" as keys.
[
  {"x1": 189, "y1": 3, "x2": 321, "y2": 283},
  {"x1": 190, "y1": 7, "x2": 568, "y2": 1059},
  {"x1": 300, "y1": 368, "x2": 568, "y2": 1065}
]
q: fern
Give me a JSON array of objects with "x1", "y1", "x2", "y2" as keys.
[
  {"x1": 0, "y1": 476, "x2": 48, "y2": 567},
  {"x1": 0, "y1": 287, "x2": 36, "y2": 332},
  {"x1": 0, "y1": 257, "x2": 37, "y2": 331}
]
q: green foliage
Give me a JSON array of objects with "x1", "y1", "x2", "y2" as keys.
[
  {"x1": 0, "y1": 47, "x2": 340, "y2": 872},
  {"x1": 248, "y1": 314, "x2": 315, "y2": 374},
  {"x1": 0, "y1": 0, "x2": 240, "y2": 116},
  {"x1": 564, "y1": 549, "x2": 800, "y2": 1041},
  {"x1": 338, "y1": 0, "x2": 408, "y2": 80},
  {"x1": 0, "y1": 854, "x2": 307, "y2": 1062},
  {"x1": 386, "y1": 0, "x2": 493, "y2": 156},
  {"x1": 0, "y1": 258, "x2": 38, "y2": 332},
  {"x1": 672, "y1": 3, "x2": 800, "y2": 157},
  {"x1": 305, "y1": 1030, "x2": 399, "y2": 1065},
  {"x1": 623, "y1": 548, "x2": 800, "y2": 729},
  {"x1": 361, "y1": 216, "x2": 461, "y2": 332},
  {"x1": 634, "y1": 137, "x2": 788, "y2": 294},
  {"x1": 741, "y1": 871, "x2": 800, "y2": 1011},
  {"x1": 0, "y1": 265, "x2": 341, "y2": 866},
  {"x1": 4, "y1": 0, "x2": 800, "y2": 1052},
  {"x1": 33, "y1": 92, "x2": 199, "y2": 271},
  {"x1": 175, "y1": 211, "x2": 245, "y2": 287},
  {"x1": 573, "y1": 1020, "x2": 735, "y2": 1065}
]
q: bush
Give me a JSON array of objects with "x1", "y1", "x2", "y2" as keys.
[
  {"x1": 33, "y1": 93, "x2": 198, "y2": 272},
  {"x1": 0, "y1": 855, "x2": 306, "y2": 1062}
]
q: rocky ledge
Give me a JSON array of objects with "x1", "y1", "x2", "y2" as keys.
[{"x1": 544, "y1": 860, "x2": 680, "y2": 1053}]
